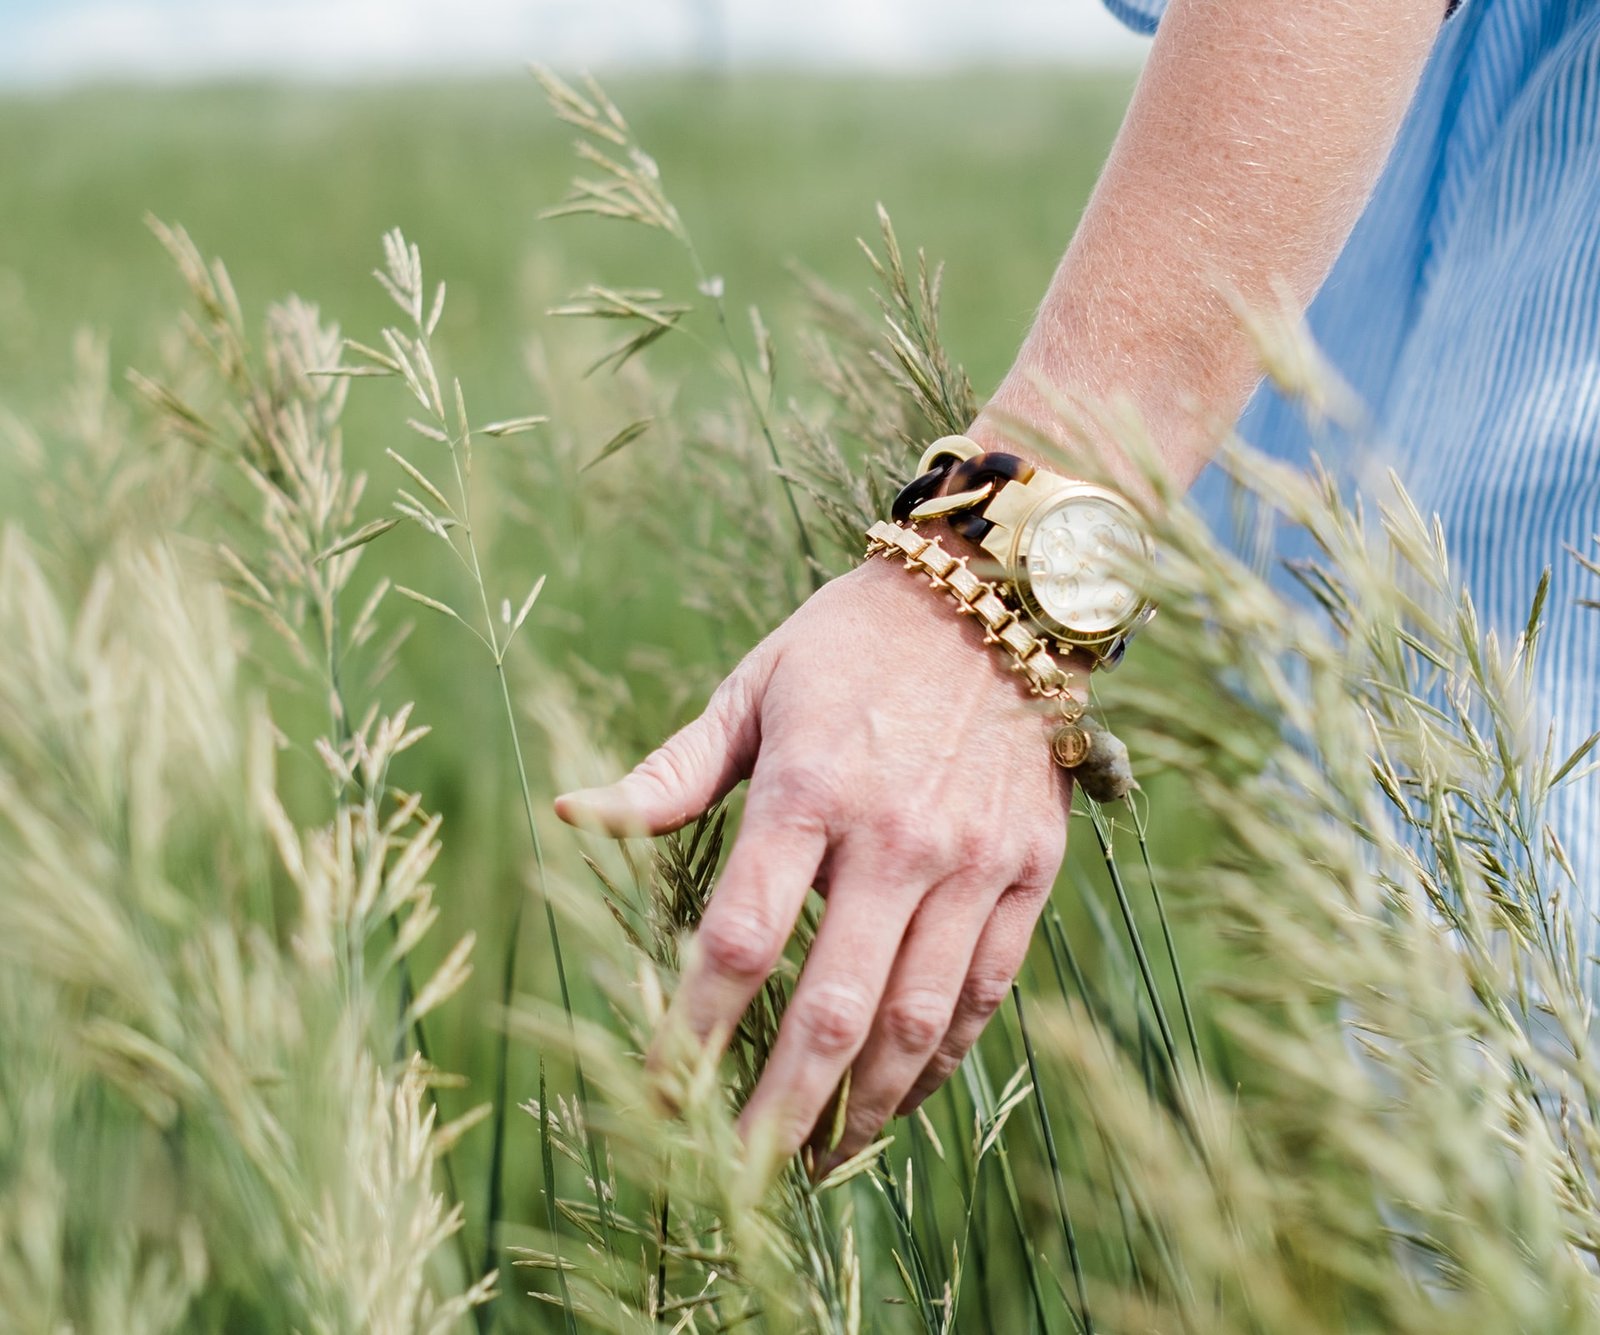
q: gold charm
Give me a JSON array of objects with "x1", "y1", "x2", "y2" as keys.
[{"x1": 1050, "y1": 722, "x2": 1092, "y2": 769}]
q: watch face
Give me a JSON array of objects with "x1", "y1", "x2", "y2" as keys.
[{"x1": 1021, "y1": 493, "x2": 1143, "y2": 635}]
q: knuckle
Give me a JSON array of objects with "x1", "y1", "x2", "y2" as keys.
[
  {"x1": 697, "y1": 908, "x2": 781, "y2": 980},
  {"x1": 951, "y1": 823, "x2": 992, "y2": 868},
  {"x1": 759, "y1": 761, "x2": 842, "y2": 825},
  {"x1": 960, "y1": 973, "x2": 1014, "y2": 1022},
  {"x1": 1015, "y1": 834, "x2": 1066, "y2": 889},
  {"x1": 881, "y1": 987, "x2": 954, "y2": 1052},
  {"x1": 870, "y1": 808, "x2": 919, "y2": 853},
  {"x1": 793, "y1": 979, "x2": 875, "y2": 1057},
  {"x1": 871, "y1": 808, "x2": 942, "y2": 862},
  {"x1": 707, "y1": 664, "x2": 756, "y2": 726}
]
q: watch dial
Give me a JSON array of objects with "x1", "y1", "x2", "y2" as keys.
[{"x1": 1024, "y1": 495, "x2": 1142, "y2": 634}]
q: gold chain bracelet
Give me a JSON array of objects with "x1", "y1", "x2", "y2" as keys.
[{"x1": 864, "y1": 518, "x2": 1094, "y2": 768}]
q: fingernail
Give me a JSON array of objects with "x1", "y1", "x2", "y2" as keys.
[{"x1": 553, "y1": 785, "x2": 632, "y2": 833}]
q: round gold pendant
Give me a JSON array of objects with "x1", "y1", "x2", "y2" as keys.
[{"x1": 1050, "y1": 722, "x2": 1092, "y2": 769}]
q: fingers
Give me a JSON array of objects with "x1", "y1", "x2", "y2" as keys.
[
  {"x1": 895, "y1": 876, "x2": 1054, "y2": 1117},
  {"x1": 814, "y1": 877, "x2": 995, "y2": 1170},
  {"x1": 555, "y1": 651, "x2": 771, "y2": 837},
  {"x1": 648, "y1": 769, "x2": 829, "y2": 1072},
  {"x1": 735, "y1": 838, "x2": 924, "y2": 1160}
]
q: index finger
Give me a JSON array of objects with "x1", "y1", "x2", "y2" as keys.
[{"x1": 649, "y1": 773, "x2": 828, "y2": 1073}]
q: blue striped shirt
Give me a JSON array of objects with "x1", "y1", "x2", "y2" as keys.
[{"x1": 1103, "y1": 0, "x2": 1600, "y2": 952}]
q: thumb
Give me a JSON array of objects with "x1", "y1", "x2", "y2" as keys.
[{"x1": 555, "y1": 657, "x2": 769, "y2": 837}]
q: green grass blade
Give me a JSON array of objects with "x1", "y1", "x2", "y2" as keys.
[
  {"x1": 537, "y1": 1061, "x2": 579, "y2": 1335},
  {"x1": 1011, "y1": 986, "x2": 1094, "y2": 1335},
  {"x1": 961, "y1": 1057, "x2": 1056, "y2": 1335},
  {"x1": 1087, "y1": 800, "x2": 1180, "y2": 1079},
  {"x1": 1127, "y1": 794, "x2": 1204, "y2": 1074}
]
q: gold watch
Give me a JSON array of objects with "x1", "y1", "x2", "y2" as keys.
[{"x1": 892, "y1": 434, "x2": 1155, "y2": 670}]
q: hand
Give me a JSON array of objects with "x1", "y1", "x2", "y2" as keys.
[{"x1": 554, "y1": 554, "x2": 1079, "y2": 1171}]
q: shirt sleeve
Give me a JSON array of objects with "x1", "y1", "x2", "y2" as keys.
[
  {"x1": 1100, "y1": 0, "x2": 1165, "y2": 36},
  {"x1": 1103, "y1": 0, "x2": 1461, "y2": 35}
]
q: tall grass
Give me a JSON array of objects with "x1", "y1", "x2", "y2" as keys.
[
  {"x1": 1, "y1": 69, "x2": 1598, "y2": 1334},
  {"x1": 0, "y1": 232, "x2": 491, "y2": 1332}
]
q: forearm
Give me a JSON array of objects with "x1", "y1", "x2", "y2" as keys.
[{"x1": 974, "y1": 0, "x2": 1446, "y2": 497}]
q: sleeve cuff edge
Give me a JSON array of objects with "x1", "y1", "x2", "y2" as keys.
[{"x1": 1099, "y1": 0, "x2": 1162, "y2": 36}]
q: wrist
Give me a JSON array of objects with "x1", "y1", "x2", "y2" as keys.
[
  {"x1": 846, "y1": 558, "x2": 1011, "y2": 713},
  {"x1": 859, "y1": 520, "x2": 1098, "y2": 764},
  {"x1": 970, "y1": 352, "x2": 1214, "y2": 506},
  {"x1": 965, "y1": 393, "x2": 1151, "y2": 508},
  {"x1": 847, "y1": 550, "x2": 994, "y2": 656}
]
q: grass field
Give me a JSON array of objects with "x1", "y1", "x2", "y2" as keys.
[
  {"x1": 0, "y1": 70, "x2": 1166, "y2": 1329},
  {"x1": 7, "y1": 66, "x2": 1597, "y2": 1335},
  {"x1": 0, "y1": 73, "x2": 1134, "y2": 415}
]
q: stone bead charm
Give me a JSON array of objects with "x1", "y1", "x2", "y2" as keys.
[{"x1": 1073, "y1": 717, "x2": 1136, "y2": 803}]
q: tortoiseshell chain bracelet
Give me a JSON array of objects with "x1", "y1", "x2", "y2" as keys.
[{"x1": 864, "y1": 518, "x2": 1093, "y2": 769}]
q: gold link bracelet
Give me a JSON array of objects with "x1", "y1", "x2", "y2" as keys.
[{"x1": 864, "y1": 518, "x2": 1094, "y2": 768}]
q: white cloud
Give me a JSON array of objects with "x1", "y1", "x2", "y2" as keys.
[{"x1": 4, "y1": 0, "x2": 1145, "y2": 86}]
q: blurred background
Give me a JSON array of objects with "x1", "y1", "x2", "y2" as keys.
[
  {"x1": 3, "y1": 0, "x2": 1143, "y2": 84},
  {"x1": 0, "y1": 0, "x2": 1143, "y2": 416}
]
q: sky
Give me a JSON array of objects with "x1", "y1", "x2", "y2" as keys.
[{"x1": 0, "y1": 0, "x2": 1147, "y2": 87}]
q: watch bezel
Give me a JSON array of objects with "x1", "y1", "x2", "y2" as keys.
[{"x1": 1006, "y1": 481, "x2": 1153, "y2": 649}]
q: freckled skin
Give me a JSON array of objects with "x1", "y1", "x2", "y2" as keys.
[{"x1": 558, "y1": 0, "x2": 1448, "y2": 1169}]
